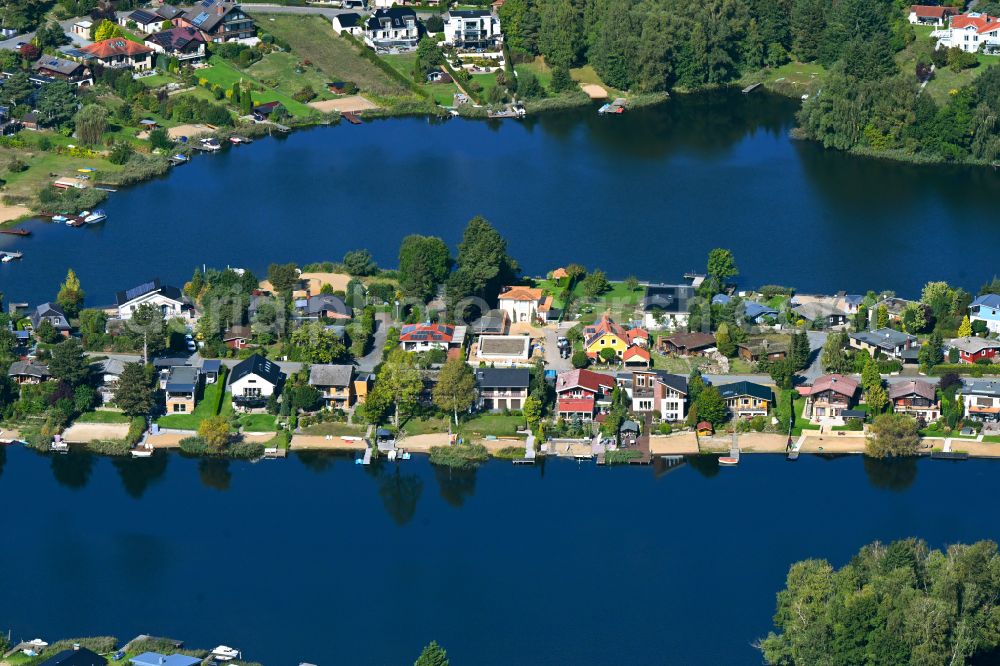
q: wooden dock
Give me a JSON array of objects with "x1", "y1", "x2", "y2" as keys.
[
  {"x1": 514, "y1": 433, "x2": 536, "y2": 465},
  {"x1": 362, "y1": 448, "x2": 372, "y2": 465},
  {"x1": 0, "y1": 228, "x2": 29, "y2": 236},
  {"x1": 931, "y1": 451, "x2": 969, "y2": 460},
  {"x1": 742, "y1": 82, "x2": 762, "y2": 94},
  {"x1": 342, "y1": 112, "x2": 362, "y2": 125}
]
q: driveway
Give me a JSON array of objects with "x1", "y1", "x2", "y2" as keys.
[
  {"x1": 800, "y1": 330, "x2": 828, "y2": 383},
  {"x1": 355, "y1": 312, "x2": 389, "y2": 373},
  {"x1": 542, "y1": 322, "x2": 575, "y2": 372}
]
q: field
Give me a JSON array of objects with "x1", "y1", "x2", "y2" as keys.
[
  {"x1": 247, "y1": 51, "x2": 337, "y2": 101},
  {"x1": 570, "y1": 64, "x2": 624, "y2": 98},
  {"x1": 515, "y1": 57, "x2": 552, "y2": 89},
  {"x1": 300, "y1": 421, "x2": 365, "y2": 436},
  {"x1": 381, "y1": 53, "x2": 459, "y2": 106},
  {"x1": 895, "y1": 25, "x2": 996, "y2": 106},
  {"x1": 0, "y1": 145, "x2": 127, "y2": 206},
  {"x1": 198, "y1": 56, "x2": 317, "y2": 117},
  {"x1": 742, "y1": 60, "x2": 826, "y2": 97},
  {"x1": 400, "y1": 412, "x2": 526, "y2": 438},
  {"x1": 251, "y1": 13, "x2": 414, "y2": 100}
]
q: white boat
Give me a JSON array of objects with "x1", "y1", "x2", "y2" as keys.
[
  {"x1": 52, "y1": 215, "x2": 68, "y2": 223},
  {"x1": 83, "y1": 209, "x2": 107, "y2": 224},
  {"x1": 1, "y1": 255, "x2": 12, "y2": 263},
  {"x1": 211, "y1": 646, "x2": 240, "y2": 661},
  {"x1": 718, "y1": 456, "x2": 739, "y2": 466},
  {"x1": 200, "y1": 138, "x2": 221, "y2": 151}
]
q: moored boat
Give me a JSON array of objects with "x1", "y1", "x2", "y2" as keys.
[
  {"x1": 83, "y1": 209, "x2": 107, "y2": 224},
  {"x1": 718, "y1": 456, "x2": 739, "y2": 466}
]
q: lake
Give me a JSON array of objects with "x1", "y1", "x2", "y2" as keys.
[
  {"x1": 2, "y1": 90, "x2": 1000, "y2": 307},
  {"x1": 1, "y1": 445, "x2": 998, "y2": 665}
]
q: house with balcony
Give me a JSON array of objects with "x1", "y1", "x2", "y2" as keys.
[
  {"x1": 399, "y1": 323, "x2": 466, "y2": 353},
  {"x1": 620, "y1": 369, "x2": 688, "y2": 422},
  {"x1": 849, "y1": 327, "x2": 919, "y2": 362},
  {"x1": 889, "y1": 379, "x2": 939, "y2": 422},
  {"x1": 476, "y1": 367, "x2": 529, "y2": 412},
  {"x1": 114, "y1": 279, "x2": 192, "y2": 321},
  {"x1": 497, "y1": 285, "x2": 552, "y2": 324},
  {"x1": 909, "y1": 5, "x2": 957, "y2": 26},
  {"x1": 798, "y1": 374, "x2": 859, "y2": 423},
  {"x1": 95, "y1": 358, "x2": 125, "y2": 405},
  {"x1": 641, "y1": 282, "x2": 696, "y2": 330},
  {"x1": 176, "y1": 0, "x2": 256, "y2": 43},
  {"x1": 364, "y1": 8, "x2": 420, "y2": 52},
  {"x1": 935, "y1": 12, "x2": 1000, "y2": 54},
  {"x1": 442, "y1": 10, "x2": 503, "y2": 51},
  {"x1": 556, "y1": 369, "x2": 615, "y2": 421},
  {"x1": 948, "y1": 336, "x2": 1000, "y2": 364},
  {"x1": 309, "y1": 364, "x2": 355, "y2": 410},
  {"x1": 717, "y1": 380, "x2": 772, "y2": 419},
  {"x1": 165, "y1": 365, "x2": 200, "y2": 414},
  {"x1": 969, "y1": 294, "x2": 1000, "y2": 333},
  {"x1": 144, "y1": 26, "x2": 207, "y2": 63},
  {"x1": 31, "y1": 56, "x2": 93, "y2": 86},
  {"x1": 81, "y1": 38, "x2": 154, "y2": 71},
  {"x1": 962, "y1": 379, "x2": 1000, "y2": 421},
  {"x1": 230, "y1": 354, "x2": 285, "y2": 410}
]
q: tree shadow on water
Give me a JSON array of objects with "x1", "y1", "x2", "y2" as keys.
[
  {"x1": 112, "y1": 452, "x2": 169, "y2": 499},
  {"x1": 366, "y1": 459, "x2": 423, "y2": 526},
  {"x1": 51, "y1": 449, "x2": 95, "y2": 490},
  {"x1": 863, "y1": 456, "x2": 918, "y2": 492},
  {"x1": 432, "y1": 464, "x2": 478, "y2": 508},
  {"x1": 198, "y1": 458, "x2": 232, "y2": 491}
]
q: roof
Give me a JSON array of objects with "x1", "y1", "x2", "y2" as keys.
[
  {"x1": 130, "y1": 653, "x2": 202, "y2": 666},
  {"x1": 949, "y1": 336, "x2": 1000, "y2": 354},
  {"x1": 557, "y1": 396, "x2": 596, "y2": 412},
  {"x1": 663, "y1": 331, "x2": 716, "y2": 350},
  {"x1": 642, "y1": 283, "x2": 696, "y2": 314},
  {"x1": 888, "y1": 379, "x2": 937, "y2": 402},
  {"x1": 165, "y1": 365, "x2": 199, "y2": 393},
  {"x1": 950, "y1": 12, "x2": 1000, "y2": 34},
  {"x1": 654, "y1": 372, "x2": 688, "y2": 394},
  {"x1": 792, "y1": 300, "x2": 846, "y2": 320},
  {"x1": 622, "y1": 346, "x2": 650, "y2": 362},
  {"x1": 39, "y1": 648, "x2": 106, "y2": 666},
  {"x1": 335, "y1": 12, "x2": 361, "y2": 27},
  {"x1": 31, "y1": 301, "x2": 70, "y2": 328},
  {"x1": 82, "y1": 37, "x2": 153, "y2": 59},
  {"x1": 583, "y1": 314, "x2": 629, "y2": 348},
  {"x1": 223, "y1": 325, "x2": 251, "y2": 341},
  {"x1": 156, "y1": 4, "x2": 185, "y2": 20},
  {"x1": 844, "y1": 294, "x2": 864, "y2": 305},
  {"x1": 971, "y1": 294, "x2": 1000, "y2": 309},
  {"x1": 32, "y1": 55, "x2": 85, "y2": 76},
  {"x1": 470, "y1": 309, "x2": 508, "y2": 335},
  {"x1": 115, "y1": 278, "x2": 183, "y2": 307},
  {"x1": 299, "y1": 294, "x2": 350, "y2": 318},
  {"x1": 499, "y1": 285, "x2": 543, "y2": 302},
  {"x1": 446, "y1": 9, "x2": 493, "y2": 18},
  {"x1": 182, "y1": 0, "x2": 244, "y2": 33},
  {"x1": 744, "y1": 302, "x2": 778, "y2": 320},
  {"x1": 400, "y1": 323, "x2": 454, "y2": 344},
  {"x1": 556, "y1": 369, "x2": 614, "y2": 394},
  {"x1": 551, "y1": 267, "x2": 568, "y2": 279},
  {"x1": 127, "y1": 9, "x2": 162, "y2": 24},
  {"x1": 231, "y1": 353, "x2": 284, "y2": 386},
  {"x1": 911, "y1": 5, "x2": 955, "y2": 18},
  {"x1": 366, "y1": 7, "x2": 416, "y2": 30},
  {"x1": 964, "y1": 379, "x2": 1000, "y2": 397},
  {"x1": 625, "y1": 328, "x2": 649, "y2": 344},
  {"x1": 800, "y1": 374, "x2": 859, "y2": 398},
  {"x1": 96, "y1": 358, "x2": 125, "y2": 375},
  {"x1": 850, "y1": 328, "x2": 916, "y2": 350},
  {"x1": 201, "y1": 359, "x2": 222, "y2": 372},
  {"x1": 717, "y1": 380, "x2": 772, "y2": 402},
  {"x1": 308, "y1": 364, "x2": 354, "y2": 387},
  {"x1": 712, "y1": 294, "x2": 731, "y2": 305},
  {"x1": 146, "y1": 26, "x2": 206, "y2": 52},
  {"x1": 8, "y1": 360, "x2": 50, "y2": 378},
  {"x1": 476, "y1": 367, "x2": 530, "y2": 389},
  {"x1": 478, "y1": 335, "x2": 530, "y2": 357}
]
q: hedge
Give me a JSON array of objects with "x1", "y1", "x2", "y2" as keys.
[{"x1": 930, "y1": 363, "x2": 1000, "y2": 376}]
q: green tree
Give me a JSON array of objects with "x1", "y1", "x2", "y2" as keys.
[
  {"x1": 432, "y1": 358, "x2": 476, "y2": 425},
  {"x1": 766, "y1": 358, "x2": 794, "y2": 390},
  {"x1": 342, "y1": 249, "x2": 378, "y2": 276},
  {"x1": 821, "y1": 331, "x2": 851, "y2": 374},
  {"x1": 538, "y1": 0, "x2": 583, "y2": 69},
  {"x1": 918, "y1": 333, "x2": 944, "y2": 372},
  {"x1": 35, "y1": 80, "x2": 78, "y2": 127},
  {"x1": 446, "y1": 216, "x2": 519, "y2": 318},
  {"x1": 523, "y1": 395, "x2": 542, "y2": 429},
  {"x1": 866, "y1": 413, "x2": 920, "y2": 458},
  {"x1": 34, "y1": 319, "x2": 59, "y2": 344},
  {"x1": 379, "y1": 349, "x2": 423, "y2": 428},
  {"x1": 48, "y1": 338, "x2": 89, "y2": 386},
  {"x1": 93, "y1": 19, "x2": 121, "y2": 41},
  {"x1": 399, "y1": 234, "x2": 452, "y2": 302},
  {"x1": 706, "y1": 248, "x2": 738, "y2": 293},
  {"x1": 790, "y1": 331, "x2": 811, "y2": 371},
  {"x1": 2, "y1": 71, "x2": 33, "y2": 107},
  {"x1": 127, "y1": 303, "x2": 167, "y2": 359},
  {"x1": 198, "y1": 415, "x2": 231, "y2": 452},
  {"x1": 290, "y1": 321, "x2": 348, "y2": 363},
  {"x1": 113, "y1": 362, "x2": 156, "y2": 416},
  {"x1": 958, "y1": 315, "x2": 973, "y2": 338},
  {"x1": 73, "y1": 104, "x2": 108, "y2": 145},
  {"x1": 571, "y1": 349, "x2": 589, "y2": 368},
  {"x1": 688, "y1": 367, "x2": 705, "y2": 403},
  {"x1": 876, "y1": 304, "x2": 889, "y2": 329},
  {"x1": 267, "y1": 262, "x2": 299, "y2": 294},
  {"x1": 695, "y1": 385, "x2": 728, "y2": 427},
  {"x1": 414, "y1": 641, "x2": 449, "y2": 666},
  {"x1": 599, "y1": 347, "x2": 618, "y2": 365},
  {"x1": 715, "y1": 322, "x2": 735, "y2": 357},
  {"x1": 56, "y1": 268, "x2": 84, "y2": 317},
  {"x1": 581, "y1": 269, "x2": 611, "y2": 298}
]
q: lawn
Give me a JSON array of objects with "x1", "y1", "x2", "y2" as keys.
[
  {"x1": 247, "y1": 50, "x2": 337, "y2": 101},
  {"x1": 156, "y1": 369, "x2": 229, "y2": 429},
  {"x1": 400, "y1": 414, "x2": 450, "y2": 435},
  {"x1": 570, "y1": 64, "x2": 625, "y2": 98},
  {"x1": 198, "y1": 56, "x2": 246, "y2": 89},
  {"x1": 199, "y1": 55, "x2": 318, "y2": 118},
  {"x1": 0, "y1": 144, "x2": 128, "y2": 206},
  {"x1": 250, "y1": 13, "x2": 413, "y2": 99},
  {"x1": 239, "y1": 413, "x2": 277, "y2": 432},
  {"x1": 515, "y1": 56, "x2": 552, "y2": 89},
  {"x1": 651, "y1": 352, "x2": 707, "y2": 374},
  {"x1": 462, "y1": 413, "x2": 525, "y2": 437},
  {"x1": 139, "y1": 73, "x2": 180, "y2": 88},
  {"x1": 300, "y1": 421, "x2": 366, "y2": 436},
  {"x1": 381, "y1": 53, "x2": 457, "y2": 105},
  {"x1": 895, "y1": 27, "x2": 995, "y2": 106},
  {"x1": 76, "y1": 410, "x2": 132, "y2": 424},
  {"x1": 790, "y1": 392, "x2": 821, "y2": 435}
]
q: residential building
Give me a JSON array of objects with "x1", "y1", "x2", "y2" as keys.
[
  {"x1": 737, "y1": 339, "x2": 787, "y2": 364},
  {"x1": 717, "y1": 380, "x2": 772, "y2": 419},
  {"x1": 202, "y1": 358, "x2": 222, "y2": 384},
  {"x1": 165, "y1": 365, "x2": 200, "y2": 414},
  {"x1": 364, "y1": 8, "x2": 420, "y2": 51},
  {"x1": 623, "y1": 369, "x2": 688, "y2": 421},
  {"x1": 476, "y1": 367, "x2": 529, "y2": 411},
  {"x1": 948, "y1": 336, "x2": 1000, "y2": 364},
  {"x1": 8, "y1": 360, "x2": 50, "y2": 384},
  {"x1": 969, "y1": 294, "x2": 1000, "y2": 333},
  {"x1": 849, "y1": 328, "x2": 919, "y2": 361},
  {"x1": 176, "y1": 0, "x2": 256, "y2": 43},
  {"x1": 473, "y1": 334, "x2": 531, "y2": 365},
  {"x1": 354, "y1": 372, "x2": 374, "y2": 404},
  {"x1": 712, "y1": 295, "x2": 779, "y2": 324},
  {"x1": 230, "y1": 354, "x2": 285, "y2": 409},
  {"x1": 115, "y1": 279, "x2": 192, "y2": 321},
  {"x1": 399, "y1": 323, "x2": 466, "y2": 353},
  {"x1": 641, "y1": 282, "x2": 696, "y2": 330},
  {"x1": 293, "y1": 294, "x2": 352, "y2": 321},
  {"x1": 31, "y1": 56, "x2": 93, "y2": 86},
  {"x1": 120, "y1": 9, "x2": 167, "y2": 34},
  {"x1": 95, "y1": 357, "x2": 125, "y2": 404},
  {"x1": 308, "y1": 364, "x2": 355, "y2": 409},
  {"x1": 875, "y1": 296, "x2": 918, "y2": 324},
  {"x1": 962, "y1": 379, "x2": 1000, "y2": 421},
  {"x1": 909, "y1": 5, "x2": 957, "y2": 25},
  {"x1": 555, "y1": 369, "x2": 615, "y2": 421},
  {"x1": 156, "y1": 4, "x2": 186, "y2": 22},
  {"x1": 470, "y1": 309, "x2": 510, "y2": 336},
  {"x1": 889, "y1": 379, "x2": 940, "y2": 422},
  {"x1": 790, "y1": 296, "x2": 848, "y2": 327},
  {"x1": 30, "y1": 302, "x2": 71, "y2": 336},
  {"x1": 798, "y1": 374, "x2": 860, "y2": 423},
  {"x1": 223, "y1": 325, "x2": 252, "y2": 349},
  {"x1": 935, "y1": 12, "x2": 1000, "y2": 54},
  {"x1": 130, "y1": 653, "x2": 201, "y2": 666},
  {"x1": 583, "y1": 314, "x2": 648, "y2": 363},
  {"x1": 659, "y1": 331, "x2": 716, "y2": 356},
  {"x1": 442, "y1": 9, "x2": 503, "y2": 50},
  {"x1": 144, "y1": 26, "x2": 208, "y2": 62},
  {"x1": 497, "y1": 285, "x2": 552, "y2": 324},
  {"x1": 39, "y1": 647, "x2": 106, "y2": 666},
  {"x1": 841, "y1": 294, "x2": 864, "y2": 315},
  {"x1": 72, "y1": 20, "x2": 93, "y2": 37},
  {"x1": 81, "y1": 38, "x2": 154, "y2": 71},
  {"x1": 622, "y1": 345, "x2": 651, "y2": 368},
  {"x1": 332, "y1": 13, "x2": 364, "y2": 37}
]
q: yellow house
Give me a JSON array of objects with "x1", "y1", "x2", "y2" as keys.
[{"x1": 583, "y1": 315, "x2": 635, "y2": 359}]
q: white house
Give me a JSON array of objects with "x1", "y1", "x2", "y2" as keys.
[
  {"x1": 497, "y1": 286, "x2": 552, "y2": 324},
  {"x1": 908, "y1": 5, "x2": 956, "y2": 26},
  {"x1": 229, "y1": 354, "x2": 285, "y2": 410},
  {"x1": 72, "y1": 19, "x2": 93, "y2": 37},
  {"x1": 95, "y1": 358, "x2": 125, "y2": 405},
  {"x1": 120, "y1": 9, "x2": 167, "y2": 34},
  {"x1": 332, "y1": 12, "x2": 364, "y2": 37},
  {"x1": 442, "y1": 9, "x2": 502, "y2": 50},
  {"x1": 364, "y1": 7, "x2": 420, "y2": 51},
  {"x1": 936, "y1": 13, "x2": 1000, "y2": 54},
  {"x1": 962, "y1": 379, "x2": 1000, "y2": 422},
  {"x1": 969, "y1": 294, "x2": 1000, "y2": 334},
  {"x1": 115, "y1": 279, "x2": 192, "y2": 321},
  {"x1": 398, "y1": 323, "x2": 466, "y2": 353}
]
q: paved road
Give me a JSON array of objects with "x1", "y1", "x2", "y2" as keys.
[
  {"x1": 246, "y1": 5, "x2": 355, "y2": 18},
  {"x1": 801, "y1": 330, "x2": 829, "y2": 382},
  {"x1": 355, "y1": 312, "x2": 389, "y2": 373},
  {"x1": 0, "y1": 17, "x2": 90, "y2": 51}
]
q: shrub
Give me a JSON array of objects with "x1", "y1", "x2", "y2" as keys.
[
  {"x1": 108, "y1": 141, "x2": 133, "y2": 165},
  {"x1": 493, "y1": 445, "x2": 524, "y2": 460},
  {"x1": 85, "y1": 439, "x2": 131, "y2": 455},
  {"x1": 657, "y1": 423, "x2": 673, "y2": 435},
  {"x1": 229, "y1": 440, "x2": 265, "y2": 459},
  {"x1": 603, "y1": 449, "x2": 641, "y2": 464},
  {"x1": 429, "y1": 443, "x2": 489, "y2": 469},
  {"x1": 179, "y1": 435, "x2": 208, "y2": 454}
]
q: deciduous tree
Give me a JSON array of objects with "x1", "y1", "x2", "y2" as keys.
[
  {"x1": 432, "y1": 358, "x2": 476, "y2": 425},
  {"x1": 56, "y1": 268, "x2": 84, "y2": 317}
]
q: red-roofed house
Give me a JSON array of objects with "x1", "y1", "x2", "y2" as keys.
[
  {"x1": 797, "y1": 374, "x2": 859, "y2": 423},
  {"x1": 498, "y1": 285, "x2": 553, "y2": 323},
  {"x1": 622, "y1": 345, "x2": 650, "y2": 367},
  {"x1": 399, "y1": 323, "x2": 467, "y2": 353},
  {"x1": 583, "y1": 314, "x2": 649, "y2": 365},
  {"x1": 909, "y1": 5, "x2": 956, "y2": 26},
  {"x1": 937, "y1": 12, "x2": 1000, "y2": 53},
  {"x1": 556, "y1": 369, "x2": 615, "y2": 421},
  {"x1": 81, "y1": 38, "x2": 154, "y2": 70}
]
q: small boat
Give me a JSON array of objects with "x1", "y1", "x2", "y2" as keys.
[
  {"x1": 171, "y1": 153, "x2": 189, "y2": 162},
  {"x1": 229, "y1": 136, "x2": 252, "y2": 144},
  {"x1": 82, "y1": 209, "x2": 107, "y2": 224},
  {"x1": 0, "y1": 228, "x2": 30, "y2": 236},
  {"x1": 718, "y1": 456, "x2": 739, "y2": 466},
  {"x1": 199, "y1": 137, "x2": 221, "y2": 151},
  {"x1": 52, "y1": 215, "x2": 68, "y2": 223}
]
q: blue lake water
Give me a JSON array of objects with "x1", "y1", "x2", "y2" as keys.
[
  {"x1": 1, "y1": 445, "x2": 998, "y2": 665},
  {"x1": 2, "y1": 90, "x2": 1000, "y2": 307}
]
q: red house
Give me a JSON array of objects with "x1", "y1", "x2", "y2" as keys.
[
  {"x1": 555, "y1": 369, "x2": 615, "y2": 421},
  {"x1": 223, "y1": 325, "x2": 252, "y2": 350},
  {"x1": 950, "y1": 336, "x2": 1000, "y2": 364}
]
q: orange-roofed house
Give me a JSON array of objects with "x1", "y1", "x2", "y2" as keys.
[
  {"x1": 583, "y1": 314, "x2": 649, "y2": 365},
  {"x1": 937, "y1": 12, "x2": 1000, "y2": 54},
  {"x1": 498, "y1": 285, "x2": 552, "y2": 323},
  {"x1": 81, "y1": 37, "x2": 154, "y2": 70},
  {"x1": 550, "y1": 267, "x2": 568, "y2": 280}
]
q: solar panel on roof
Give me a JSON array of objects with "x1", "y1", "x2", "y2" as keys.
[
  {"x1": 124, "y1": 281, "x2": 156, "y2": 302},
  {"x1": 192, "y1": 12, "x2": 210, "y2": 25}
]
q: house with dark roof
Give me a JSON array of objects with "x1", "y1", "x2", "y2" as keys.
[
  {"x1": 115, "y1": 278, "x2": 192, "y2": 321},
  {"x1": 175, "y1": 0, "x2": 255, "y2": 43},
  {"x1": 948, "y1": 336, "x2": 1000, "y2": 364},
  {"x1": 659, "y1": 331, "x2": 716, "y2": 356},
  {"x1": 399, "y1": 323, "x2": 466, "y2": 353},
  {"x1": 156, "y1": 4, "x2": 186, "y2": 22},
  {"x1": 120, "y1": 9, "x2": 167, "y2": 33},
  {"x1": 8, "y1": 360, "x2": 51, "y2": 384},
  {"x1": 470, "y1": 308, "x2": 510, "y2": 336},
  {"x1": 476, "y1": 367, "x2": 529, "y2": 411},
  {"x1": 790, "y1": 297, "x2": 848, "y2": 328},
  {"x1": 556, "y1": 369, "x2": 615, "y2": 421},
  {"x1": 849, "y1": 328, "x2": 918, "y2": 361},
  {"x1": 620, "y1": 369, "x2": 688, "y2": 421},
  {"x1": 641, "y1": 283, "x2": 696, "y2": 330},
  {"x1": 95, "y1": 357, "x2": 125, "y2": 404},
  {"x1": 223, "y1": 324, "x2": 252, "y2": 350},
  {"x1": 229, "y1": 354, "x2": 285, "y2": 409},
  {"x1": 165, "y1": 365, "x2": 200, "y2": 414},
  {"x1": 39, "y1": 646, "x2": 106, "y2": 666},
  {"x1": 737, "y1": 339, "x2": 788, "y2": 364},
  {"x1": 30, "y1": 302, "x2": 71, "y2": 336},
  {"x1": 442, "y1": 9, "x2": 503, "y2": 50},
  {"x1": 293, "y1": 294, "x2": 352, "y2": 321},
  {"x1": 81, "y1": 38, "x2": 154, "y2": 71},
  {"x1": 144, "y1": 26, "x2": 207, "y2": 62},
  {"x1": 308, "y1": 364, "x2": 355, "y2": 409},
  {"x1": 717, "y1": 380, "x2": 772, "y2": 418},
  {"x1": 889, "y1": 379, "x2": 939, "y2": 422},
  {"x1": 332, "y1": 12, "x2": 364, "y2": 37},
  {"x1": 962, "y1": 379, "x2": 1000, "y2": 421},
  {"x1": 31, "y1": 55, "x2": 93, "y2": 86},
  {"x1": 201, "y1": 358, "x2": 222, "y2": 384},
  {"x1": 364, "y1": 7, "x2": 420, "y2": 51}
]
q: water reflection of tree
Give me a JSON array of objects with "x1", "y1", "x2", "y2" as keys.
[
  {"x1": 198, "y1": 459, "x2": 232, "y2": 491},
  {"x1": 863, "y1": 456, "x2": 918, "y2": 492},
  {"x1": 0, "y1": 444, "x2": 6, "y2": 481},
  {"x1": 432, "y1": 464, "x2": 477, "y2": 508},
  {"x1": 112, "y1": 453, "x2": 169, "y2": 499},
  {"x1": 295, "y1": 450, "x2": 339, "y2": 473},
  {"x1": 369, "y1": 462, "x2": 423, "y2": 526},
  {"x1": 686, "y1": 454, "x2": 720, "y2": 478},
  {"x1": 51, "y1": 449, "x2": 95, "y2": 489}
]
